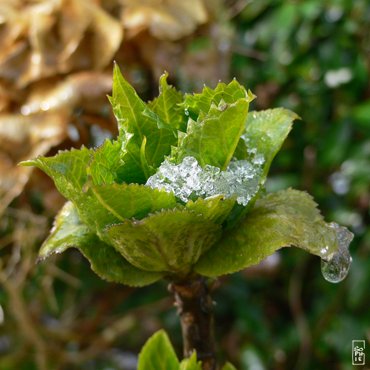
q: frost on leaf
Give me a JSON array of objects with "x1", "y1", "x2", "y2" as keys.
[{"x1": 146, "y1": 156, "x2": 265, "y2": 206}]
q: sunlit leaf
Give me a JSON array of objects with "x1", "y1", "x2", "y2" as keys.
[
  {"x1": 87, "y1": 139, "x2": 123, "y2": 186},
  {"x1": 21, "y1": 147, "x2": 92, "y2": 201},
  {"x1": 179, "y1": 352, "x2": 202, "y2": 370},
  {"x1": 175, "y1": 100, "x2": 250, "y2": 169},
  {"x1": 110, "y1": 65, "x2": 177, "y2": 182},
  {"x1": 138, "y1": 330, "x2": 179, "y2": 370},
  {"x1": 88, "y1": 183, "x2": 177, "y2": 222},
  {"x1": 183, "y1": 79, "x2": 254, "y2": 119},
  {"x1": 149, "y1": 72, "x2": 186, "y2": 131}
]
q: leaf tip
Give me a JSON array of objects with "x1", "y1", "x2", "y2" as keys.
[
  {"x1": 36, "y1": 255, "x2": 47, "y2": 264},
  {"x1": 247, "y1": 89, "x2": 256, "y2": 102},
  {"x1": 18, "y1": 159, "x2": 38, "y2": 167}
]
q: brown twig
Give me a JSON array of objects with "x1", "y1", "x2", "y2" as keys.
[{"x1": 169, "y1": 277, "x2": 217, "y2": 370}]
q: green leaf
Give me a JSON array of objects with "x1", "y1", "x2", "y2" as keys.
[
  {"x1": 171, "y1": 79, "x2": 255, "y2": 169},
  {"x1": 73, "y1": 184, "x2": 177, "y2": 241},
  {"x1": 195, "y1": 189, "x2": 340, "y2": 277},
  {"x1": 149, "y1": 72, "x2": 186, "y2": 131},
  {"x1": 87, "y1": 139, "x2": 123, "y2": 185},
  {"x1": 116, "y1": 132, "x2": 148, "y2": 183},
  {"x1": 105, "y1": 209, "x2": 222, "y2": 274},
  {"x1": 185, "y1": 195, "x2": 236, "y2": 224},
  {"x1": 110, "y1": 65, "x2": 176, "y2": 179},
  {"x1": 183, "y1": 79, "x2": 255, "y2": 119},
  {"x1": 40, "y1": 202, "x2": 163, "y2": 287},
  {"x1": 20, "y1": 147, "x2": 91, "y2": 201},
  {"x1": 179, "y1": 352, "x2": 202, "y2": 370},
  {"x1": 227, "y1": 108, "x2": 299, "y2": 226},
  {"x1": 138, "y1": 330, "x2": 179, "y2": 370},
  {"x1": 222, "y1": 363, "x2": 237, "y2": 370},
  {"x1": 175, "y1": 99, "x2": 250, "y2": 169},
  {"x1": 39, "y1": 201, "x2": 91, "y2": 259},
  {"x1": 21, "y1": 143, "x2": 176, "y2": 234},
  {"x1": 89, "y1": 183, "x2": 177, "y2": 221},
  {"x1": 237, "y1": 108, "x2": 299, "y2": 180}
]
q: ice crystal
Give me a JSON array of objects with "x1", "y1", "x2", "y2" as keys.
[{"x1": 146, "y1": 154, "x2": 265, "y2": 206}]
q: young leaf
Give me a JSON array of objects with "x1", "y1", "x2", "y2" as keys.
[
  {"x1": 138, "y1": 330, "x2": 180, "y2": 370},
  {"x1": 40, "y1": 202, "x2": 163, "y2": 287},
  {"x1": 89, "y1": 183, "x2": 177, "y2": 221},
  {"x1": 195, "y1": 189, "x2": 341, "y2": 277},
  {"x1": 175, "y1": 99, "x2": 250, "y2": 169},
  {"x1": 72, "y1": 184, "x2": 177, "y2": 241},
  {"x1": 222, "y1": 363, "x2": 237, "y2": 370},
  {"x1": 110, "y1": 65, "x2": 176, "y2": 177},
  {"x1": 117, "y1": 132, "x2": 149, "y2": 183},
  {"x1": 87, "y1": 139, "x2": 123, "y2": 185},
  {"x1": 149, "y1": 72, "x2": 186, "y2": 131},
  {"x1": 105, "y1": 209, "x2": 222, "y2": 274},
  {"x1": 226, "y1": 108, "x2": 300, "y2": 226},
  {"x1": 179, "y1": 352, "x2": 202, "y2": 370},
  {"x1": 39, "y1": 201, "x2": 91, "y2": 259},
  {"x1": 183, "y1": 79, "x2": 254, "y2": 119},
  {"x1": 20, "y1": 147, "x2": 91, "y2": 201},
  {"x1": 185, "y1": 195, "x2": 236, "y2": 224},
  {"x1": 237, "y1": 108, "x2": 299, "y2": 180}
]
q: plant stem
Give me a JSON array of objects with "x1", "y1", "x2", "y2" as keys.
[{"x1": 169, "y1": 276, "x2": 217, "y2": 370}]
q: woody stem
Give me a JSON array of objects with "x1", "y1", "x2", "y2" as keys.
[{"x1": 169, "y1": 276, "x2": 217, "y2": 370}]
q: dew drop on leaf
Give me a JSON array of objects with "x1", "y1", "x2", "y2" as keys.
[{"x1": 320, "y1": 222, "x2": 353, "y2": 283}]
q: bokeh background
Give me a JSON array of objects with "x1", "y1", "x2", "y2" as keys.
[{"x1": 0, "y1": 1, "x2": 369, "y2": 369}]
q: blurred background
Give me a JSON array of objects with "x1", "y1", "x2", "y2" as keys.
[{"x1": 0, "y1": 0, "x2": 369, "y2": 369}]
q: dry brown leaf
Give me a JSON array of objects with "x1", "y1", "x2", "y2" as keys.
[
  {"x1": 0, "y1": 112, "x2": 66, "y2": 215},
  {"x1": 0, "y1": 0, "x2": 123, "y2": 87},
  {"x1": 20, "y1": 72, "x2": 112, "y2": 116},
  {"x1": 86, "y1": 0, "x2": 123, "y2": 69},
  {"x1": 0, "y1": 86, "x2": 11, "y2": 113},
  {"x1": 122, "y1": 0, "x2": 208, "y2": 40}
]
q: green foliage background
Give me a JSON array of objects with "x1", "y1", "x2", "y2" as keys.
[
  {"x1": 226, "y1": 1, "x2": 370, "y2": 369},
  {"x1": 0, "y1": 1, "x2": 369, "y2": 369}
]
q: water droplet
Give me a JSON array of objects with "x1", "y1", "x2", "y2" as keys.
[
  {"x1": 321, "y1": 223, "x2": 353, "y2": 283},
  {"x1": 320, "y1": 245, "x2": 329, "y2": 257},
  {"x1": 321, "y1": 249, "x2": 351, "y2": 283}
]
